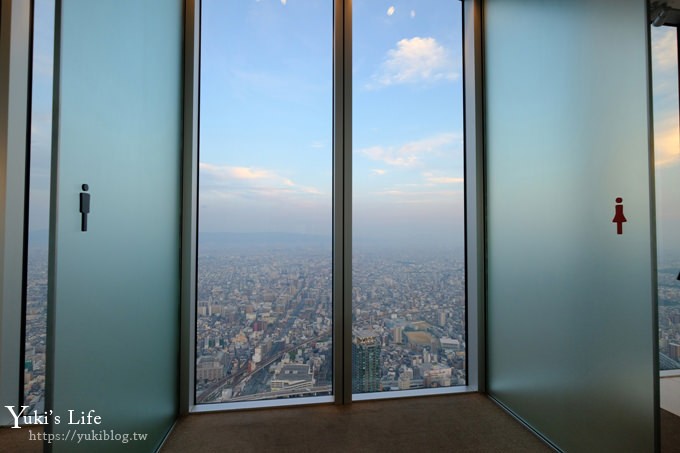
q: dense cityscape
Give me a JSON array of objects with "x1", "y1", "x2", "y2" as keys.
[
  {"x1": 21, "y1": 245, "x2": 680, "y2": 409},
  {"x1": 659, "y1": 262, "x2": 680, "y2": 370},
  {"x1": 24, "y1": 247, "x2": 48, "y2": 414},
  {"x1": 196, "y1": 244, "x2": 467, "y2": 403},
  {"x1": 196, "y1": 246, "x2": 334, "y2": 402}
]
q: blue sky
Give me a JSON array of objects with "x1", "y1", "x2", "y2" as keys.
[
  {"x1": 199, "y1": 0, "x2": 465, "y2": 248},
  {"x1": 199, "y1": 0, "x2": 335, "y2": 238},
  {"x1": 352, "y1": 1, "x2": 464, "y2": 247},
  {"x1": 24, "y1": 1, "x2": 679, "y2": 256},
  {"x1": 27, "y1": 0, "x2": 55, "y2": 235}
]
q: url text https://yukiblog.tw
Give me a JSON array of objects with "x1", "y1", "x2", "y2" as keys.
[
  {"x1": 28, "y1": 429, "x2": 148, "y2": 444},
  {"x1": 5, "y1": 406, "x2": 148, "y2": 444}
]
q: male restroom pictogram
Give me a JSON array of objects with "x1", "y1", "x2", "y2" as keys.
[{"x1": 80, "y1": 184, "x2": 90, "y2": 232}]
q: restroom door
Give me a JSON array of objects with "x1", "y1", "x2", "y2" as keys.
[
  {"x1": 484, "y1": 0, "x2": 657, "y2": 451},
  {"x1": 46, "y1": 1, "x2": 183, "y2": 451}
]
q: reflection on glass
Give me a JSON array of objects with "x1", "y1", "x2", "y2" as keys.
[
  {"x1": 23, "y1": 0, "x2": 55, "y2": 413},
  {"x1": 652, "y1": 26, "x2": 680, "y2": 371},
  {"x1": 196, "y1": 0, "x2": 333, "y2": 403},
  {"x1": 352, "y1": 1, "x2": 465, "y2": 394}
]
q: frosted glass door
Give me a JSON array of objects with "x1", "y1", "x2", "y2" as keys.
[
  {"x1": 46, "y1": 1, "x2": 183, "y2": 451},
  {"x1": 484, "y1": 0, "x2": 657, "y2": 451}
]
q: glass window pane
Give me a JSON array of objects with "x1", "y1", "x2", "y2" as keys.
[
  {"x1": 652, "y1": 26, "x2": 680, "y2": 371},
  {"x1": 23, "y1": 0, "x2": 55, "y2": 414},
  {"x1": 352, "y1": 0, "x2": 465, "y2": 396},
  {"x1": 196, "y1": 0, "x2": 333, "y2": 404}
]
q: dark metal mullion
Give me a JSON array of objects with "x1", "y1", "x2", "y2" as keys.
[
  {"x1": 333, "y1": 0, "x2": 353, "y2": 406},
  {"x1": 342, "y1": 0, "x2": 353, "y2": 406},
  {"x1": 181, "y1": 0, "x2": 200, "y2": 415}
]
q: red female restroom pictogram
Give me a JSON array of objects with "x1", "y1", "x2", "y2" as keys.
[{"x1": 612, "y1": 197, "x2": 627, "y2": 235}]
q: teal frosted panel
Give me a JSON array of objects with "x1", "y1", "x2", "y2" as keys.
[
  {"x1": 47, "y1": 1, "x2": 182, "y2": 451},
  {"x1": 485, "y1": 1, "x2": 657, "y2": 451}
]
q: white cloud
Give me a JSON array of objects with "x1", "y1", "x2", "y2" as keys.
[
  {"x1": 359, "y1": 133, "x2": 460, "y2": 168},
  {"x1": 410, "y1": 10, "x2": 416, "y2": 18},
  {"x1": 652, "y1": 27, "x2": 680, "y2": 168},
  {"x1": 371, "y1": 169, "x2": 387, "y2": 176},
  {"x1": 199, "y1": 163, "x2": 323, "y2": 197},
  {"x1": 372, "y1": 37, "x2": 458, "y2": 87},
  {"x1": 651, "y1": 28, "x2": 678, "y2": 100},
  {"x1": 201, "y1": 163, "x2": 273, "y2": 181},
  {"x1": 281, "y1": 0, "x2": 287, "y2": 5},
  {"x1": 423, "y1": 172, "x2": 464, "y2": 184},
  {"x1": 652, "y1": 28, "x2": 677, "y2": 70},
  {"x1": 654, "y1": 112, "x2": 680, "y2": 168},
  {"x1": 362, "y1": 146, "x2": 418, "y2": 167},
  {"x1": 387, "y1": 6, "x2": 395, "y2": 16},
  {"x1": 651, "y1": 28, "x2": 679, "y2": 169},
  {"x1": 373, "y1": 189, "x2": 462, "y2": 204}
]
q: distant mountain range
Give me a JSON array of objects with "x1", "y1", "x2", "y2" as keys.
[
  {"x1": 198, "y1": 232, "x2": 331, "y2": 250},
  {"x1": 28, "y1": 229, "x2": 49, "y2": 247},
  {"x1": 26, "y1": 229, "x2": 331, "y2": 249}
]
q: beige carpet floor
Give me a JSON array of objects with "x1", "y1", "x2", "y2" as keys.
[
  {"x1": 2, "y1": 396, "x2": 679, "y2": 452},
  {"x1": 661, "y1": 409, "x2": 680, "y2": 453},
  {"x1": 161, "y1": 393, "x2": 552, "y2": 453},
  {"x1": 0, "y1": 425, "x2": 43, "y2": 453}
]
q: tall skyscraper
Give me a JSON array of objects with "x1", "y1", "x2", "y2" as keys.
[
  {"x1": 670, "y1": 343, "x2": 680, "y2": 361},
  {"x1": 352, "y1": 329, "x2": 382, "y2": 393}
]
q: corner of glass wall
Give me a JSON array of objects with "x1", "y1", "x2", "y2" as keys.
[
  {"x1": 462, "y1": 0, "x2": 484, "y2": 394},
  {"x1": 651, "y1": 16, "x2": 680, "y2": 388},
  {"x1": 180, "y1": 0, "x2": 199, "y2": 417},
  {"x1": 651, "y1": 21, "x2": 680, "y2": 376}
]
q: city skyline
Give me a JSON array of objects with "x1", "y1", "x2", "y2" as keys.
[
  {"x1": 195, "y1": 0, "x2": 466, "y2": 403},
  {"x1": 195, "y1": 244, "x2": 467, "y2": 403},
  {"x1": 18, "y1": 0, "x2": 680, "y2": 412}
]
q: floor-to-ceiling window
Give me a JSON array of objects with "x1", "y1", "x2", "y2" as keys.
[
  {"x1": 22, "y1": 0, "x2": 54, "y2": 414},
  {"x1": 196, "y1": 0, "x2": 334, "y2": 405},
  {"x1": 352, "y1": 0, "x2": 465, "y2": 398},
  {"x1": 195, "y1": 0, "x2": 466, "y2": 408},
  {"x1": 651, "y1": 24, "x2": 680, "y2": 373}
]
